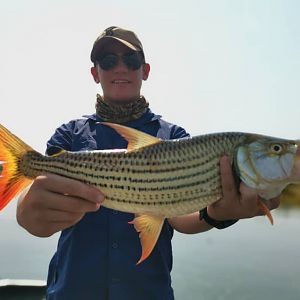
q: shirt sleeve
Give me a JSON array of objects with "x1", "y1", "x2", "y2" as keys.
[
  {"x1": 46, "y1": 121, "x2": 74, "y2": 155},
  {"x1": 169, "y1": 125, "x2": 190, "y2": 140}
]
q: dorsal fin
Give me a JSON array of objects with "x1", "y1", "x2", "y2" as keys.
[{"x1": 100, "y1": 122, "x2": 161, "y2": 152}]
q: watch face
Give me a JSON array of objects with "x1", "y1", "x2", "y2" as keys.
[{"x1": 199, "y1": 208, "x2": 206, "y2": 220}]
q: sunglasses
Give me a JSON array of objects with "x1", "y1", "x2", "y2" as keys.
[{"x1": 96, "y1": 52, "x2": 144, "y2": 71}]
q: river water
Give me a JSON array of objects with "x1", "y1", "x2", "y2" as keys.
[{"x1": 0, "y1": 207, "x2": 299, "y2": 300}]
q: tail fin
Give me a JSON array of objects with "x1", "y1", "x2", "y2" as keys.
[{"x1": 0, "y1": 124, "x2": 34, "y2": 210}]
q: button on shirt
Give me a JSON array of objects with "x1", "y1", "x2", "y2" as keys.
[{"x1": 45, "y1": 109, "x2": 189, "y2": 300}]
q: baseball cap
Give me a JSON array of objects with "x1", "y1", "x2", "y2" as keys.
[{"x1": 90, "y1": 26, "x2": 145, "y2": 63}]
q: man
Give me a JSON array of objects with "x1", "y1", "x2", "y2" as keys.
[{"x1": 17, "y1": 26, "x2": 279, "y2": 299}]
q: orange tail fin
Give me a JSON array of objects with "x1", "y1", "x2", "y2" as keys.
[{"x1": 0, "y1": 124, "x2": 34, "y2": 210}]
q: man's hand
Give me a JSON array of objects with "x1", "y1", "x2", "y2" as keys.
[
  {"x1": 17, "y1": 173, "x2": 105, "y2": 237},
  {"x1": 207, "y1": 156, "x2": 280, "y2": 221}
]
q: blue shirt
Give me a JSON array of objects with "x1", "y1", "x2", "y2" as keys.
[{"x1": 46, "y1": 109, "x2": 189, "y2": 300}]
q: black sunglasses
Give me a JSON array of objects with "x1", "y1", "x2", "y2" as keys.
[{"x1": 96, "y1": 52, "x2": 144, "y2": 71}]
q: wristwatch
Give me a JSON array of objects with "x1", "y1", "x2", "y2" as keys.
[{"x1": 199, "y1": 207, "x2": 238, "y2": 229}]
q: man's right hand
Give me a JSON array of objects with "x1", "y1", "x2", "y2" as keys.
[{"x1": 17, "y1": 173, "x2": 105, "y2": 237}]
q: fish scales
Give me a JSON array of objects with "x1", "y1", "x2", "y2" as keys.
[
  {"x1": 2, "y1": 122, "x2": 300, "y2": 265},
  {"x1": 19, "y1": 132, "x2": 250, "y2": 217}
]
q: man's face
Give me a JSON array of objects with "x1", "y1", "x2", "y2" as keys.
[{"x1": 91, "y1": 40, "x2": 150, "y2": 103}]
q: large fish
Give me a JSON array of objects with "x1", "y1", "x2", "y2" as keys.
[{"x1": 0, "y1": 122, "x2": 300, "y2": 264}]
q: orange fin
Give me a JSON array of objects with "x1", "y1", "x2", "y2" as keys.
[
  {"x1": 257, "y1": 198, "x2": 274, "y2": 225},
  {"x1": 100, "y1": 122, "x2": 161, "y2": 152},
  {"x1": 0, "y1": 124, "x2": 34, "y2": 210},
  {"x1": 129, "y1": 214, "x2": 165, "y2": 265}
]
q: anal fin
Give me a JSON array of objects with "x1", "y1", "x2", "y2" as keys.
[{"x1": 129, "y1": 214, "x2": 165, "y2": 265}]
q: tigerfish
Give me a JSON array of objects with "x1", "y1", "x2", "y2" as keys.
[{"x1": 0, "y1": 122, "x2": 300, "y2": 264}]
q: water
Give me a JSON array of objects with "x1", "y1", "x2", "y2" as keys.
[
  {"x1": 1, "y1": 208, "x2": 300, "y2": 300},
  {"x1": 172, "y1": 209, "x2": 300, "y2": 300}
]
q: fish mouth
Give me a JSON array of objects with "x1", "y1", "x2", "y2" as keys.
[{"x1": 291, "y1": 141, "x2": 300, "y2": 180}]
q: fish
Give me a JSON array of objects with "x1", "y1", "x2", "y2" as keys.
[{"x1": 0, "y1": 122, "x2": 300, "y2": 264}]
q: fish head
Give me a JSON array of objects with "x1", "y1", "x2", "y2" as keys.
[
  {"x1": 235, "y1": 135, "x2": 300, "y2": 199},
  {"x1": 291, "y1": 140, "x2": 300, "y2": 179}
]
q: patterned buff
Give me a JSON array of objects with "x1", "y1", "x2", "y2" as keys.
[{"x1": 95, "y1": 94, "x2": 149, "y2": 123}]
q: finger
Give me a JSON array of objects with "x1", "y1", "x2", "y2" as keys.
[
  {"x1": 239, "y1": 185, "x2": 277, "y2": 219},
  {"x1": 43, "y1": 192, "x2": 101, "y2": 213},
  {"x1": 39, "y1": 218, "x2": 85, "y2": 234},
  {"x1": 49, "y1": 210, "x2": 86, "y2": 224},
  {"x1": 238, "y1": 183, "x2": 264, "y2": 215},
  {"x1": 239, "y1": 183, "x2": 258, "y2": 202},
  {"x1": 220, "y1": 156, "x2": 239, "y2": 199},
  {"x1": 36, "y1": 207, "x2": 84, "y2": 223},
  {"x1": 263, "y1": 197, "x2": 280, "y2": 210},
  {"x1": 35, "y1": 173, "x2": 105, "y2": 204}
]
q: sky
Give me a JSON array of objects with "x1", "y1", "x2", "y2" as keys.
[{"x1": 0, "y1": 0, "x2": 299, "y2": 218}]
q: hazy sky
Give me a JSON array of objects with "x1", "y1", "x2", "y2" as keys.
[{"x1": 0, "y1": 0, "x2": 299, "y2": 217}]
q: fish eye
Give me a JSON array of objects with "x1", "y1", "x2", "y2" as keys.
[{"x1": 270, "y1": 143, "x2": 283, "y2": 153}]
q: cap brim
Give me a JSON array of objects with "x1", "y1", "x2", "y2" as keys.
[{"x1": 91, "y1": 36, "x2": 140, "y2": 62}]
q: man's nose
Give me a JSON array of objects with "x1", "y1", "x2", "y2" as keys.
[{"x1": 113, "y1": 57, "x2": 128, "y2": 72}]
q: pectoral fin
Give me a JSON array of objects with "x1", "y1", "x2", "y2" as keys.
[
  {"x1": 129, "y1": 214, "x2": 165, "y2": 265},
  {"x1": 257, "y1": 198, "x2": 274, "y2": 225}
]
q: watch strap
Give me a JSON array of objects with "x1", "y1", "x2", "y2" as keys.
[{"x1": 199, "y1": 207, "x2": 238, "y2": 229}]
